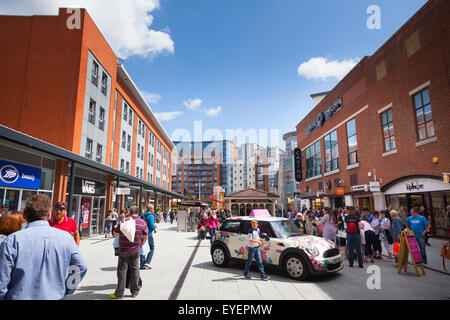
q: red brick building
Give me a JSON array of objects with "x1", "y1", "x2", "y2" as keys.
[
  {"x1": 295, "y1": 0, "x2": 450, "y2": 237},
  {"x1": 0, "y1": 8, "x2": 180, "y2": 237}
]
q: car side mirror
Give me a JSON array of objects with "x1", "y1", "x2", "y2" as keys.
[{"x1": 260, "y1": 232, "x2": 270, "y2": 241}]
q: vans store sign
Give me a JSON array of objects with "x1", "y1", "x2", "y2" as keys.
[
  {"x1": 0, "y1": 160, "x2": 41, "y2": 190},
  {"x1": 74, "y1": 177, "x2": 105, "y2": 196},
  {"x1": 307, "y1": 98, "x2": 343, "y2": 136}
]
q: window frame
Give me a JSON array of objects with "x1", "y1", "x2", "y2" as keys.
[
  {"x1": 88, "y1": 99, "x2": 96, "y2": 125},
  {"x1": 323, "y1": 130, "x2": 339, "y2": 172},
  {"x1": 101, "y1": 71, "x2": 108, "y2": 95},
  {"x1": 91, "y1": 61, "x2": 98, "y2": 86},
  {"x1": 413, "y1": 88, "x2": 434, "y2": 141},
  {"x1": 346, "y1": 119, "x2": 358, "y2": 165},
  {"x1": 85, "y1": 138, "x2": 93, "y2": 159},
  {"x1": 380, "y1": 109, "x2": 396, "y2": 152},
  {"x1": 305, "y1": 141, "x2": 322, "y2": 178},
  {"x1": 98, "y1": 106, "x2": 105, "y2": 131},
  {"x1": 96, "y1": 143, "x2": 103, "y2": 163}
]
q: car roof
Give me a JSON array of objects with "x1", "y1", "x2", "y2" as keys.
[{"x1": 228, "y1": 216, "x2": 288, "y2": 222}]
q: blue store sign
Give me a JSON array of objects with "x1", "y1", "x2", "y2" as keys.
[{"x1": 0, "y1": 160, "x2": 41, "y2": 190}]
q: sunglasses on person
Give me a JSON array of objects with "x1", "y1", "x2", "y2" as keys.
[{"x1": 55, "y1": 206, "x2": 66, "y2": 211}]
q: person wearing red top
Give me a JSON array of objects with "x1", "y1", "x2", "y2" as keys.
[{"x1": 48, "y1": 202, "x2": 80, "y2": 246}]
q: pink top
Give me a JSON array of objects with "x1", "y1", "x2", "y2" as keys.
[{"x1": 206, "y1": 215, "x2": 219, "y2": 230}]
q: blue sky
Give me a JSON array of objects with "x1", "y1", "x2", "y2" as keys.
[
  {"x1": 1, "y1": 0, "x2": 428, "y2": 148},
  {"x1": 122, "y1": 0, "x2": 428, "y2": 148}
]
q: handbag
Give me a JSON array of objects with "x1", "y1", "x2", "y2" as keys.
[
  {"x1": 440, "y1": 241, "x2": 450, "y2": 272},
  {"x1": 385, "y1": 229, "x2": 393, "y2": 245},
  {"x1": 120, "y1": 218, "x2": 136, "y2": 243}
]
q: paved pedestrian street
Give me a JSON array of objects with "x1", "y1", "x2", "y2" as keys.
[{"x1": 64, "y1": 221, "x2": 450, "y2": 301}]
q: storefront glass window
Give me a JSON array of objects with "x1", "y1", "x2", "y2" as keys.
[
  {"x1": 431, "y1": 192, "x2": 450, "y2": 237},
  {"x1": 40, "y1": 168, "x2": 54, "y2": 191},
  {"x1": 21, "y1": 190, "x2": 37, "y2": 211},
  {"x1": 5, "y1": 189, "x2": 20, "y2": 211}
]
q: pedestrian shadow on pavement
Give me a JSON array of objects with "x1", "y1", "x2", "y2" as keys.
[
  {"x1": 63, "y1": 284, "x2": 117, "y2": 300},
  {"x1": 100, "y1": 267, "x2": 117, "y2": 272},
  {"x1": 159, "y1": 226, "x2": 177, "y2": 231}
]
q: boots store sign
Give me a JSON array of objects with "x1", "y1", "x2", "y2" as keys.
[
  {"x1": 0, "y1": 160, "x2": 41, "y2": 190},
  {"x1": 74, "y1": 177, "x2": 105, "y2": 196}
]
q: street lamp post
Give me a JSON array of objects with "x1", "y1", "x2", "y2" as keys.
[{"x1": 196, "y1": 183, "x2": 205, "y2": 201}]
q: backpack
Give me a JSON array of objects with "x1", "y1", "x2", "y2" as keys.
[
  {"x1": 142, "y1": 212, "x2": 155, "y2": 231},
  {"x1": 347, "y1": 217, "x2": 359, "y2": 234}
]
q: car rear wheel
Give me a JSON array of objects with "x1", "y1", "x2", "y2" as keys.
[
  {"x1": 212, "y1": 245, "x2": 229, "y2": 267},
  {"x1": 284, "y1": 254, "x2": 310, "y2": 281}
]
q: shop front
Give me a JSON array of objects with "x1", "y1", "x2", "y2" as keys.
[
  {"x1": 383, "y1": 176, "x2": 450, "y2": 238},
  {"x1": 0, "y1": 158, "x2": 55, "y2": 212},
  {"x1": 70, "y1": 176, "x2": 106, "y2": 238}
]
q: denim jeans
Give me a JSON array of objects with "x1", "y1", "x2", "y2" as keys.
[
  {"x1": 416, "y1": 236, "x2": 427, "y2": 264},
  {"x1": 244, "y1": 247, "x2": 267, "y2": 278},
  {"x1": 209, "y1": 228, "x2": 216, "y2": 244},
  {"x1": 140, "y1": 235, "x2": 155, "y2": 266},
  {"x1": 347, "y1": 233, "x2": 363, "y2": 267}
]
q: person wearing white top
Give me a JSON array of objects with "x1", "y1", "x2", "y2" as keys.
[
  {"x1": 243, "y1": 220, "x2": 270, "y2": 281},
  {"x1": 361, "y1": 218, "x2": 376, "y2": 263}
]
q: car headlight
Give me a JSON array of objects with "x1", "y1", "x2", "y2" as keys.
[{"x1": 305, "y1": 245, "x2": 320, "y2": 257}]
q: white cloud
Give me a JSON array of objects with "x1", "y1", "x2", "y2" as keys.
[
  {"x1": 297, "y1": 57, "x2": 360, "y2": 81},
  {"x1": 183, "y1": 98, "x2": 203, "y2": 110},
  {"x1": 204, "y1": 106, "x2": 222, "y2": 117},
  {"x1": 0, "y1": 0, "x2": 174, "y2": 60},
  {"x1": 141, "y1": 91, "x2": 161, "y2": 105},
  {"x1": 154, "y1": 111, "x2": 183, "y2": 121}
]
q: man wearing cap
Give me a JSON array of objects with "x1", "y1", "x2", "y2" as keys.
[{"x1": 49, "y1": 202, "x2": 80, "y2": 246}]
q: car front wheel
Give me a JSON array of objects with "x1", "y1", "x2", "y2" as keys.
[
  {"x1": 211, "y1": 245, "x2": 229, "y2": 267},
  {"x1": 284, "y1": 254, "x2": 310, "y2": 281}
]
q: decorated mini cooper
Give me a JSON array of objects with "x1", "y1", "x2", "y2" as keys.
[{"x1": 210, "y1": 216, "x2": 343, "y2": 280}]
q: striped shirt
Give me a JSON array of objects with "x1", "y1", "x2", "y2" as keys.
[{"x1": 114, "y1": 216, "x2": 148, "y2": 253}]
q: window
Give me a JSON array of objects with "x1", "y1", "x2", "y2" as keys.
[
  {"x1": 101, "y1": 72, "x2": 107, "y2": 95},
  {"x1": 346, "y1": 119, "x2": 358, "y2": 164},
  {"x1": 96, "y1": 144, "x2": 102, "y2": 163},
  {"x1": 141, "y1": 146, "x2": 144, "y2": 161},
  {"x1": 128, "y1": 109, "x2": 132, "y2": 126},
  {"x1": 127, "y1": 135, "x2": 131, "y2": 152},
  {"x1": 136, "y1": 166, "x2": 139, "y2": 178},
  {"x1": 381, "y1": 109, "x2": 396, "y2": 152},
  {"x1": 413, "y1": 88, "x2": 434, "y2": 141},
  {"x1": 120, "y1": 159, "x2": 124, "y2": 172},
  {"x1": 137, "y1": 143, "x2": 141, "y2": 159},
  {"x1": 220, "y1": 220, "x2": 241, "y2": 233},
  {"x1": 88, "y1": 99, "x2": 96, "y2": 124},
  {"x1": 91, "y1": 61, "x2": 98, "y2": 86},
  {"x1": 122, "y1": 131, "x2": 126, "y2": 149},
  {"x1": 126, "y1": 161, "x2": 130, "y2": 174},
  {"x1": 85, "y1": 138, "x2": 93, "y2": 159},
  {"x1": 138, "y1": 120, "x2": 142, "y2": 136},
  {"x1": 123, "y1": 104, "x2": 128, "y2": 121},
  {"x1": 98, "y1": 107, "x2": 105, "y2": 131},
  {"x1": 324, "y1": 130, "x2": 338, "y2": 172},
  {"x1": 305, "y1": 141, "x2": 321, "y2": 178}
]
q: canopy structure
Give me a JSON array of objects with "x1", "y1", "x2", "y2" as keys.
[{"x1": 249, "y1": 209, "x2": 271, "y2": 217}]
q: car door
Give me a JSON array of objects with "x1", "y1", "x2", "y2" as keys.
[
  {"x1": 219, "y1": 220, "x2": 245, "y2": 260},
  {"x1": 257, "y1": 221, "x2": 279, "y2": 265},
  {"x1": 229, "y1": 220, "x2": 252, "y2": 260}
]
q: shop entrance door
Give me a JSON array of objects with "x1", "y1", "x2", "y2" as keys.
[
  {"x1": 407, "y1": 194, "x2": 426, "y2": 213},
  {"x1": 80, "y1": 197, "x2": 91, "y2": 238}
]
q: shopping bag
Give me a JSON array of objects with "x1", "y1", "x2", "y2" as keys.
[
  {"x1": 120, "y1": 218, "x2": 136, "y2": 243},
  {"x1": 140, "y1": 239, "x2": 150, "y2": 256},
  {"x1": 393, "y1": 242, "x2": 400, "y2": 258}
]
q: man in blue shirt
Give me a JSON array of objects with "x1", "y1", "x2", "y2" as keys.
[
  {"x1": 141, "y1": 205, "x2": 157, "y2": 270},
  {"x1": 407, "y1": 206, "x2": 431, "y2": 265},
  {"x1": 0, "y1": 194, "x2": 87, "y2": 300}
]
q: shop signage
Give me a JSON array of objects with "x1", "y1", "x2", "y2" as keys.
[
  {"x1": 306, "y1": 98, "x2": 343, "y2": 135},
  {"x1": 352, "y1": 184, "x2": 368, "y2": 192},
  {"x1": 384, "y1": 177, "x2": 450, "y2": 195},
  {"x1": 0, "y1": 160, "x2": 41, "y2": 190},
  {"x1": 116, "y1": 187, "x2": 131, "y2": 195},
  {"x1": 398, "y1": 229, "x2": 426, "y2": 277},
  {"x1": 294, "y1": 148, "x2": 302, "y2": 182},
  {"x1": 369, "y1": 181, "x2": 380, "y2": 192},
  {"x1": 74, "y1": 177, "x2": 105, "y2": 196},
  {"x1": 336, "y1": 187, "x2": 345, "y2": 195},
  {"x1": 406, "y1": 181, "x2": 424, "y2": 192},
  {"x1": 299, "y1": 190, "x2": 324, "y2": 198}
]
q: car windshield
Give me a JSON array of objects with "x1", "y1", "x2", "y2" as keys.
[{"x1": 270, "y1": 220, "x2": 304, "y2": 239}]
